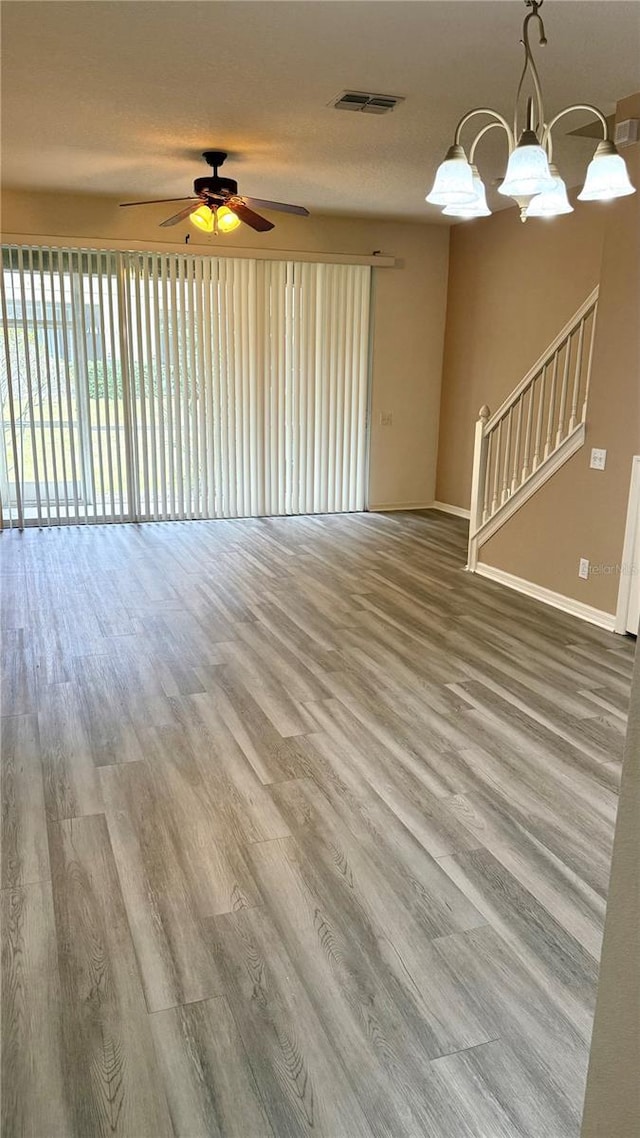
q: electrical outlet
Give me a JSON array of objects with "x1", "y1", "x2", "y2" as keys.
[
  {"x1": 379, "y1": 411, "x2": 393, "y2": 427},
  {"x1": 579, "y1": 557, "x2": 590, "y2": 580},
  {"x1": 590, "y1": 448, "x2": 607, "y2": 470}
]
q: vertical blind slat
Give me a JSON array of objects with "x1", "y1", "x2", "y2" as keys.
[
  {"x1": 86, "y1": 253, "x2": 106, "y2": 519},
  {"x1": 46, "y1": 250, "x2": 66, "y2": 522},
  {"x1": 0, "y1": 256, "x2": 22, "y2": 527}
]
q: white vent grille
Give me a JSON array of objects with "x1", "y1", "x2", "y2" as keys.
[
  {"x1": 614, "y1": 119, "x2": 639, "y2": 147},
  {"x1": 331, "y1": 91, "x2": 404, "y2": 115}
]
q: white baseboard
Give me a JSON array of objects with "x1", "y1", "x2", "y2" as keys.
[
  {"x1": 431, "y1": 501, "x2": 471, "y2": 520},
  {"x1": 368, "y1": 501, "x2": 436, "y2": 513},
  {"x1": 369, "y1": 500, "x2": 471, "y2": 518},
  {"x1": 475, "y1": 562, "x2": 617, "y2": 631}
]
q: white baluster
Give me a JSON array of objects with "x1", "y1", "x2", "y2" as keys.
[
  {"x1": 544, "y1": 351, "x2": 558, "y2": 458},
  {"x1": 520, "y1": 384, "x2": 534, "y2": 482},
  {"x1": 502, "y1": 408, "x2": 513, "y2": 504},
  {"x1": 555, "y1": 335, "x2": 573, "y2": 448},
  {"x1": 568, "y1": 318, "x2": 585, "y2": 432},
  {"x1": 581, "y1": 302, "x2": 598, "y2": 423},
  {"x1": 532, "y1": 364, "x2": 546, "y2": 472},
  {"x1": 482, "y1": 431, "x2": 492, "y2": 524},
  {"x1": 491, "y1": 420, "x2": 502, "y2": 515},
  {"x1": 511, "y1": 395, "x2": 524, "y2": 493}
]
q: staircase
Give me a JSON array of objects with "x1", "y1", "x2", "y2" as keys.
[{"x1": 467, "y1": 287, "x2": 599, "y2": 571}]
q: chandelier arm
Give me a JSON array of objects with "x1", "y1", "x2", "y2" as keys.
[
  {"x1": 514, "y1": 6, "x2": 547, "y2": 139},
  {"x1": 542, "y1": 104, "x2": 611, "y2": 155},
  {"x1": 469, "y1": 121, "x2": 511, "y2": 165},
  {"x1": 454, "y1": 108, "x2": 515, "y2": 152}
]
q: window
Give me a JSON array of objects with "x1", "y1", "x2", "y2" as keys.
[{"x1": 0, "y1": 245, "x2": 371, "y2": 527}]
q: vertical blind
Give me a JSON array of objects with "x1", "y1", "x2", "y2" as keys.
[{"x1": 0, "y1": 245, "x2": 371, "y2": 528}]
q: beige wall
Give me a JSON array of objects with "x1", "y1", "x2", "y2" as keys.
[
  {"x1": 435, "y1": 191, "x2": 607, "y2": 511},
  {"x1": 436, "y1": 94, "x2": 640, "y2": 616},
  {"x1": 0, "y1": 189, "x2": 450, "y2": 511}
]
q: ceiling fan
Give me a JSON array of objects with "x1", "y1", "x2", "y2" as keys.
[{"x1": 119, "y1": 150, "x2": 310, "y2": 234}]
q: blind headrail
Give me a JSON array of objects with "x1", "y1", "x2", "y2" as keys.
[{"x1": 0, "y1": 233, "x2": 395, "y2": 269}]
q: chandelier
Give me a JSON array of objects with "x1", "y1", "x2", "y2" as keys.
[{"x1": 426, "y1": 0, "x2": 636, "y2": 222}]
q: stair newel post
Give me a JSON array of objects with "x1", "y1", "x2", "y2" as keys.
[{"x1": 467, "y1": 404, "x2": 490, "y2": 572}]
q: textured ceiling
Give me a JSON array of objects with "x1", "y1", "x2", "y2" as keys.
[{"x1": 2, "y1": 0, "x2": 639, "y2": 222}]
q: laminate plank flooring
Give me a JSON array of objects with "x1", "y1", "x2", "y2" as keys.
[
  {"x1": 150, "y1": 996, "x2": 274, "y2": 1138},
  {"x1": 1, "y1": 882, "x2": 69, "y2": 1136},
  {"x1": 48, "y1": 814, "x2": 174, "y2": 1136},
  {"x1": 1, "y1": 714, "x2": 49, "y2": 888},
  {"x1": 0, "y1": 509, "x2": 635, "y2": 1137}
]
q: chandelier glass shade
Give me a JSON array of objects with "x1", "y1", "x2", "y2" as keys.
[
  {"x1": 443, "y1": 166, "x2": 491, "y2": 217},
  {"x1": 426, "y1": 0, "x2": 636, "y2": 223},
  {"x1": 425, "y1": 145, "x2": 477, "y2": 205},
  {"x1": 526, "y1": 163, "x2": 573, "y2": 216},
  {"x1": 578, "y1": 141, "x2": 637, "y2": 201},
  {"x1": 498, "y1": 131, "x2": 556, "y2": 198}
]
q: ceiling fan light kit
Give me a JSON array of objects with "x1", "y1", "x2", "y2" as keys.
[
  {"x1": 190, "y1": 203, "x2": 242, "y2": 234},
  {"x1": 216, "y1": 205, "x2": 242, "y2": 232},
  {"x1": 120, "y1": 150, "x2": 310, "y2": 234},
  {"x1": 426, "y1": 0, "x2": 636, "y2": 223},
  {"x1": 190, "y1": 204, "x2": 216, "y2": 232}
]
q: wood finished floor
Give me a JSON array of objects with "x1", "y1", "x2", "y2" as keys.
[{"x1": 1, "y1": 509, "x2": 634, "y2": 1138}]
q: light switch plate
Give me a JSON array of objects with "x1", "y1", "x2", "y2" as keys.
[
  {"x1": 379, "y1": 411, "x2": 393, "y2": 427},
  {"x1": 590, "y1": 448, "x2": 607, "y2": 470},
  {"x1": 579, "y1": 557, "x2": 590, "y2": 580}
]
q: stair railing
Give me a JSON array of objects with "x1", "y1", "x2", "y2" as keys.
[{"x1": 467, "y1": 286, "x2": 599, "y2": 570}]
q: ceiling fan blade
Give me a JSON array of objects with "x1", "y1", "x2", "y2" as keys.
[
  {"x1": 119, "y1": 197, "x2": 199, "y2": 207},
  {"x1": 243, "y1": 197, "x2": 310, "y2": 217},
  {"x1": 226, "y1": 199, "x2": 275, "y2": 232},
  {"x1": 160, "y1": 202, "x2": 205, "y2": 227}
]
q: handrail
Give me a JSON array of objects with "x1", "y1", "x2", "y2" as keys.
[{"x1": 484, "y1": 286, "x2": 599, "y2": 435}]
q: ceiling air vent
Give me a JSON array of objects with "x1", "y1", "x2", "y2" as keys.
[
  {"x1": 331, "y1": 91, "x2": 404, "y2": 115},
  {"x1": 614, "y1": 119, "x2": 639, "y2": 147}
]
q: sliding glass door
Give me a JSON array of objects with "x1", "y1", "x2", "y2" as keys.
[
  {"x1": 1, "y1": 247, "x2": 128, "y2": 524},
  {"x1": 1, "y1": 245, "x2": 371, "y2": 527}
]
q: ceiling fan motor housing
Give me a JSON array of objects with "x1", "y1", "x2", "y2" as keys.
[{"x1": 194, "y1": 175, "x2": 238, "y2": 197}]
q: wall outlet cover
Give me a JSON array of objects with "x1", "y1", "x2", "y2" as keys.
[{"x1": 579, "y1": 557, "x2": 590, "y2": 580}]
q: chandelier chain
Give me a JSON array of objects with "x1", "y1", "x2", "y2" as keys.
[{"x1": 515, "y1": 4, "x2": 547, "y2": 138}]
